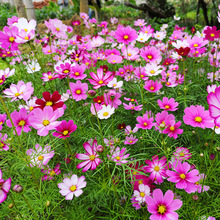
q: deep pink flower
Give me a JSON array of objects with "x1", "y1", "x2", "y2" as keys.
[
  {"x1": 155, "y1": 111, "x2": 175, "y2": 132},
  {"x1": 166, "y1": 160, "x2": 200, "y2": 193},
  {"x1": 6, "y1": 108, "x2": 31, "y2": 136},
  {"x1": 143, "y1": 155, "x2": 168, "y2": 184},
  {"x1": 69, "y1": 64, "x2": 87, "y2": 80},
  {"x1": 145, "y1": 189, "x2": 182, "y2": 220},
  {"x1": 204, "y1": 26, "x2": 220, "y2": 41},
  {"x1": 104, "y1": 90, "x2": 122, "y2": 109},
  {"x1": 0, "y1": 169, "x2": 11, "y2": 203},
  {"x1": 41, "y1": 163, "x2": 61, "y2": 181},
  {"x1": 123, "y1": 102, "x2": 143, "y2": 111},
  {"x1": 108, "y1": 146, "x2": 129, "y2": 165},
  {"x1": 58, "y1": 174, "x2": 86, "y2": 200},
  {"x1": 30, "y1": 106, "x2": 64, "y2": 136},
  {"x1": 173, "y1": 147, "x2": 192, "y2": 161},
  {"x1": 157, "y1": 97, "x2": 179, "y2": 111},
  {"x1": 114, "y1": 26, "x2": 138, "y2": 44},
  {"x1": 53, "y1": 120, "x2": 77, "y2": 139},
  {"x1": 68, "y1": 80, "x2": 88, "y2": 101},
  {"x1": 144, "y1": 80, "x2": 163, "y2": 93},
  {"x1": 0, "y1": 133, "x2": 9, "y2": 151},
  {"x1": 0, "y1": 26, "x2": 19, "y2": 50},
  {"x1": 183, "y1": 105, "x2": 214, "y2": 129},
  {"x1": 163, "y1": 121, "x2": 183, "y2": 139},
  {"x1": 76, "y1": 140, "x2": 102, "y2": 172},
  {"x1": 140, "y1": 46, "x2": 161, "y2": 63},
  {"x1": 136, "y1": 113, "x2": 155, "y2": 130},
  {"x1": 0, "y1": 114, "x2": 7, "y2": 130},
  {"x1": 88, "y1": 68, "x2": 115, "y2": 89}
]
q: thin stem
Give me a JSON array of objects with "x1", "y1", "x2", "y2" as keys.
[
  {"x1": 196, "y1": 127, "x2": 202, "y2": 149},
  {"x1": 209, "y1": 128, "x2": 215, "y2": 156},
  {"x1": 9, "y1": 193, "x2": 24, "y2": 220},
  {"x1": 22, "y1": 194, "x2": 39, "y2": 220}
]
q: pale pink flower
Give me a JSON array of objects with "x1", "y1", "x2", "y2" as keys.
[
  {"x1": 133, "y1": 184, "x2": 150, "y2": 203},
  {"x1": 108, "y1": 147, "x2": 129, "y2": 165},
  {"x1": 124, "y1": 135, "x2": 138, "y2": 145}
]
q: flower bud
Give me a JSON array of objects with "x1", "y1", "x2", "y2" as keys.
[
  {"x1": 210, "y1": 153, "x2": 215, "y2": 160},
  {"x1": 192, "y1": 130, "x2": 196, "y2": 134},
  {"x1": 88, "y1": 90, "x2": 96, "y2": 97},
  {"x1": 45, "y1": 200, "x2": 50, "y2": 207},
  {"x1": 13, "y1": 185, "x2": 23, "y2": 193},
  {"x1": 97, "y1": 145, "x2": 104, "y2": 153},
  {"x1": 184, "y1": 87, "x2": 187, "y2": 91},
  {"x1": 205, "y1": 143, "x2": 209, "y2": 146},
  {"x1": 216, "y1": 146, "x2": 220, "y2": 151},
  {"x1": 8, "y1": 203, "x2": 14, "y2": 208},
  {"x1": 199, "y1": 153, "x2": 204, "y2": 157},
  {"x1": 192, "y1": 195, "x2": 199, "y2": 201}
]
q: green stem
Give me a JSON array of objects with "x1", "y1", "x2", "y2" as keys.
[
  {"x1": 209, "y1": 128, "x2": 215, "y2": 156},
  {"x1": 9, "y1": 193, "x2": 24, "y2": 220},
  {"x1": 22, "y1": 194, "x2": 39, "y2": 220},
  {"x1": 196, "y1": 127, "x2": 202, "y2": 149}
]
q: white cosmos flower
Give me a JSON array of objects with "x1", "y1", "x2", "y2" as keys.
[
  {"x1": 13, "y1": 17, "x2": 36, "y2": 33},
  {"x1": 107, "y1": 77, "x2": 123, "y2": 89},
  {"x1": 136, "y1": 32, "x2": 151, "y2": 43},
  {"x1": 172, "y1": 40, "x2": 189, "y2": 49},
  {"x1": 97, "y1": 105, "x2": 115, "y2": 119},
  {"x1": 174, "y1": 15, "x2": 180, "y2": 21},
  {"x1": 26, "y1": 60, "x2": 41, "y2": 73},
  {"x1": 145, "y1": 63, "x2": 162, "y2": 76}
]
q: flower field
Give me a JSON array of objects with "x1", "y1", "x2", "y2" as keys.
[{"x1": 0, "y1": 12, "x2": 219, "y2": 220}]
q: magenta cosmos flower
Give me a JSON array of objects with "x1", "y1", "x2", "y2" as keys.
[
  {"x1": 0, "y1": 113, "x2": 7, "y2": 130},
  {"x1": 68, "y1": 80, "x2": 88, "y2": 101},
  {"x1": 30, "y1": 106, "x2": 64, "y2": 136},
  {"x1": 207, "y1": 87, "x2": 220, "y2": 126},
  {"x1": 53, "y1": 120, "x2": 77, "y2": 139},
  {"x1": 157, "y1": 97, "x2": 179, "y2": 111},
  {"x1": 140, "y1": 46, "x2": 161, "y2": 63},
  {"x1": 166, "y1": 160, "x2": 200, "y2": 193},
  {"x1": 6, "y1": 108, "x2": 31, "y2": 136},
  {"x1": 41, "y1": 163, "x2": 61, "y2": 181},
  {"x1": 145, "y1": 189, "x2": 182, "y2": 220},
  {"x1": 136, "y1": 113, "x2": 155, "y2": 130},
  {"x1": 163, "y1": 121, "x2": 183, "y2": 139},
  {"x1": 124, "y1": 135, "x2": 138, "y2": 145},
  {"x1": 0, "y1": 133, "x2": 10, "y2": 151},
  {"x1": 58, "y1": 174, "x2": 86, "y2": 200},
  {"x1": 88, "y1": 68, "x2": 115, "y2": 89},
  {"x1": 173, "y1": 147, "x2": 192, "y2": 161},
  {"x1": 143, "y1": 155, "x2": 168, "y2": 184},
  {"x1": 144, "y1": 80, "x2": 163, "y2": 93},
  {"x1": 114, "y1": 26, "x2": 138, "y2": 44},
  {"x1": 0, "y1": 169, "x2": 11, "y2": 203},
  {"x1": 183, "y1": 105, "x2": 214, "y2": 129},
  {"x1": 76, "y1": 140, "x2": 102, "y2": 172},
  {"x1": 108, "y1": 146, "x2": 130, "y2": 165}
]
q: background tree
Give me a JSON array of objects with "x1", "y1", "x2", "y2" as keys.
[
  {"x1": 14, "y1": 0, "x2": 27, "y2": 18},
  {"x1": 80, "y1": 0, "x2": 89, "y2": 14},
  {"x1": 23, "y1": 0, "x2": 37, "y2": 21}
]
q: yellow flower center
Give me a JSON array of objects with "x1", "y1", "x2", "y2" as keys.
[
  {"x1": 133, "y1": 171, "x2": 137, "y2": 175},
  {"x1": 138, "y1": 180, "x2": 143, "y2": 184},
  {"x1": 38, "y1": 155, "x2": 44, "y2": 161},
  {"x1": 43, "y1": 120, "x2": 50, "y2": 126},
  {"x1": 180, "y1": 173, "x2": 186, "y2": 179},
  {"x1": 75, "y1": 72, "x2": 80, "y2": 76},
  {"x1": 48, "y1": 75, "x2": 52, "y2": 79},
  {"x1": 165, "y1": 105, "x2": 169, "y2": 109},
  {"x1": 76, "y1": 90, "x2": 81, "y2": 94},
  {"x1": 75, "y1": 58, "x2": 79, "y2": 61},
  {"x1": 128, "y1": 53, "x2": 131, "y2": 56},
  {"x1": 195, "y1": 182, "x2": 199, "y2": 185},
  {"x1": 29, "y1": 106, "x2": 34, "y2": 111},
  {"x1": 0, "y1": 122, "x2": 3, "y2": 125},
  {"x1": 154, "y1": 166, "x2": 160, "y2": 171},
  {"x1": 56, "y1": 27, "x2": 60, "y2": 31},
  {"x1": 90, "y1": 155, "x2": 96, "y2": 161},
  {"x1": 24, "y1": 36, "x2": 29, "y2": 40},
  {"x1": 70, "y1": 185, "x2": 77, "y2": 192},
  {"x1": 103, "y1": 112, "x2": 109, "y2": 117},
  {"x1": 150, "y1": 70, "x2": 155, "y2": 74},
  {"x1": 15, "y1": 92, "x2": 20, "y2": 97},
  {"x1": 63, "y1": 130, "x2": 69, "y2": 135},
  {"x1": 195, "y1": 117, "x2": 202, "y2": 122},
  {"x1": 179, "y1": 152, "x2": 185, "y2": 157},
  {"x1": 193, "y1": 44, "x2": 198, "y2": 47},
  {"x1": 32, "y1": 67, "x2": 35, "y2": 70},
  {"x1": 129, "y1": 140, "x2": 133, "y2": 143},
  {"x1": 63, "y1": 70, "x2": 69, "y2": 73},
  {"x1": 170, "y1": 126, "x2": 175, "y2": 131},
  {"x1": 50, "y1": 170, "x2": 56, "y2": 176},
  {"x1": 1, "y1": 142, "x2": 4, "y2": 148},
  {"x1": 124, "y1": 35, "x2": 129, "y2": 39},
  {"x1": 150, "y1": 86, "x2": 154, "y2": 90},
  {"x1": 98, "y1": 80, "x2": 103, "y2": 84},
  {"x1": 210, "y1": 33, "x2": 215, "y2": 37},
  {"x1": 140, "y1": 192, "x2": 145, "y2": 197},
  {"x1": 158, "y1": 204, "x2": 166, "y2": 214},
  {"x1": 147, "y1": 55, "x2": 152, "y2": 59},
  {"x1": 46, "y1": 101, "x2": 53, "y2": 106},
  {"x1": 116, "y1": 156, "x2": 121, "y2": 161},
  {"x1": 18, "y1": 120, "x2": 25, "y2": 126},
  {"x1": 9, "y1": 37, "x2": 15, "y2": 42}
]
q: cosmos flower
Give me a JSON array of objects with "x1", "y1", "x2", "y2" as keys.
[
  {"x1": 97, "y1": 105, "x2": 115, "y2": 120},
  {"x1": 0, "y1": 169, "x2": 11, "y2": 203},
  {"x1": 157, "y1": 97, "x2": 179, "y2": 111},
  {"x1": 114, "y1": 26, "x2": 138, "y2": 44}
]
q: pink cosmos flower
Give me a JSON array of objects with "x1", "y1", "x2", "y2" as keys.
[
  {"x1": 76, "y1": 140, "x2": 102, "y2": 172},
  {"x1": 194, "y1": 173, "x2": 210, "y2": 193},
  {"x1": 121, "y1": 45, "x2": 140, "y2": 61},
  {"x1": 140, "y1": 46, "x2": 161, "y2": 63},
  {"x1": 172, "y1": 147, "x2": 192, "y2": 161},
  {"x1": 134, "y1": 67, "x2": 149, "y2": 81},
  {"x1": 145, "y1": 189, "x2": 183, "y2": 220},
  {"x1": 45, "y1": 19, "x2": 67, "y2": 39},
  {"x1": 136, "y1": 113, "x2": 155, "y2": 130},
  {"x1": 157, "y1": 97, "x2": 179, "y2": 111},
  {"x1": 41, "y1": 71, "x2": 56, "y2": 82},
  {"x1": 108, "y1": 147, "x2": 130, "y2": 165},
  {"x1": 183, "y1": 105, "x2": 214, "y2": 129},
  {"x1": 134, "y1": 19, "x2": 147, "y2": 27},
  {"x1": 30, "y1": 106, "x2": 64, "y2": 136},
  {"x1": 207, "y1": 87, "x2": 220, "y2": 126},
  {"x1": 7, "y1": 16, "x2": 19, "y2": 26},
  {"x1": 155, "y1": 111, "x2": 175, "y2": 132},
  {"x1": 163, "y1": 121, "x2": 183, "y2": 139},
  {"x1": 3, "y1": 81, "x2": 34, "y2": 102},
  {"x1": 69, "y1": 64, "x2": 87, "y2": 80},
  {"x1": 41, "y1": 163, "x2": 61, "y2": 181},
  {"x1": 144, "y1": 80, "x2": 163, "y2": 93},
  {"x1": 124, "y1": 135, "x2": 138, "y2": 145},
  {"x1": 6, "y1": 108, "x2": 31, "y2": 136},
  {"x1": 88, "y1": 68, "x2": 115, "y2": 89},
  {"x1": 107, "y1": 55, "x2": 123, "y2": 64},
  {"x1": 0, "y1": 114, "x2": 7, "y2": 130},
  {"x1": 114, "y1": 26, "x2": 138, "y2": 44},
  {"x1": 123, "y1": 102, "x2": 143, "y2": 111},
  {"x1": 104, "y1": 90, "x2": 122, "y2": 109},
  {"x1": 53, "y1": 120, "x2": 77, "y2": 139},
  {"x1": 0, "y1": 133, "x2": 9, "y2": 151},
  {"x1": 58, "y1": 174, "x2": 87, "y2": 200},
  {"x1": 67, "y1": 80, "x2": 88, "y2": 101},
  {"x1": 124, "y1": 125, "x2": 138, "y2": 135},
  {"x1": 133, "y1": 184, "x2": 150, "y2": 203},
  {"x1": 143, "y1": 155, "x2": 168, "y2": 184},
  {"x1": 0, "y1": 26, "x2": 19, "y2": 51},
  {"x1": 26, "y1": 144, "x2": 54, "y2": 168},
  {"x1": 166, "y1": 160, "x2": 200, "y2": 193},
  {"x1": 0, "y1": 169, "x2": 11, "y2": 203}
]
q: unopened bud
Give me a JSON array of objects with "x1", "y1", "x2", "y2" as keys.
[
  {"x1": 200, "y1": 153, "x2": 204, "y2": 157},
  {"x1": 45, "y1": 200, "x2": 50, "y2": 207},
  {"x1": 160, "y1": 123, "x2": 165, "y2": 129},
  {"x1": 13, "y1": 185, "x2": 23, "y2": 193},
  {"x1": 205, "y1": 143, "x2": 209, "y2": 146},
  {"x1": 88, "y1": 90, "x2": 96, "y2": 97},
  {"x1": 192, "y1": 131, "x2": 196, "y2": 134},
  {"x1": 216, "y1": 146, "x2": 220, "y2": 151},
  {"x1": 97, "y1": 145, "x2": 104, "y2": 153},
  {"x1": 184, "y1": 87, "x2": 187, "y2": 91},
  {"x1": 210, "y1": 153, "x2": 215, "y2": 160},
  {"x1": 192, "y1": 195, "x2": 199, "y2": 201},
  {"x1": 8, "y1": 203, "x2": 14, "y2": 208}
]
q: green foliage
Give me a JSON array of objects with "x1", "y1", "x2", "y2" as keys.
[{"x1": 0, "y1": 3, "x2": 16, "y2": 28}]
